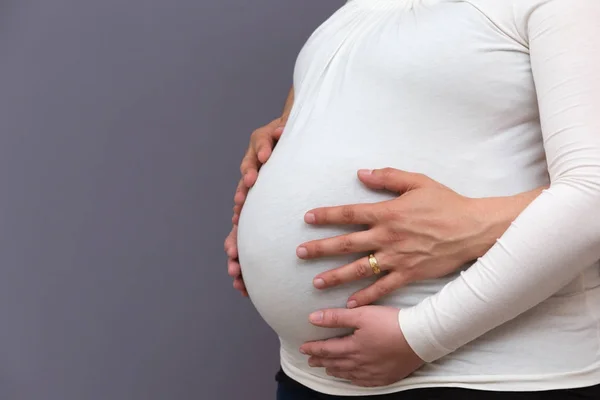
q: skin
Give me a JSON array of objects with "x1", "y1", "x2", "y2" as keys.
[
  {"x1": 300, "y1": 306, "x2": 424, "y2": 387},
  {"x1": 297, "y1": 168, "x2": 546, "y2": 308},
  {"x1": 224, "y1": 88, "x2": 548, "y2": 386},
  {"x1": 296, "y1": 168, "x2": 545, "y2": 384},
  {"x1": 224, "y1": 87, "x2": 294, "y2": 296}
]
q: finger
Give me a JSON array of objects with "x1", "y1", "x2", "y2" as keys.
[
  {"x1": 325, "y1": 369, "x2": 359, "y2": 382},
  {"x1": 233, "y1": 179, "x2": 249, "y2": 205},
  {"x1": 300, "y1": 336, "x2": 356, "y2": 358},
  {"x1": 225, "y1": 238, "x2": 238, "y2": 259},
  {"x1": 308, "y1": 308, "x2": 361, "y2": 329},
  {"x1": 225, "y1": 227, "x2": 238, "y2": 259},
  {"x1": 308, "y1": 357, "x2": 356, "y2": 370},
  {"x1": 273, "y1": 124, "x2": 285, "y2": 140},
  {"x1": 232, "y1": 205, "x2": 242, "y2": 225},
  {"x1": 304, "y1": 204, "x2": 379, "y2": 226},
  {"x1": 233, "y1": 277, "x2": 247, "y2": 292},
  {"x1": 312, "y1": 254, "x2": 387, "y2": 290},
  {"x1": 253, "y1": 134, "x2": 274, "y2": 165},
  {"x1": 357, "y1": 168, "x2": 429, "y2": 193},
  {"x1": 224, "y1": 234, "x2": 232, "y2": 253},
  {"x1": 240, "y1": 144, "x2": 259, "y2": 177},
  {"x1": 242, "y1": 169, "x2": 258, "y2": 188},
  {"x1": 227, "y1": 259, "x2": 241, "y2": 278},
  {"x1": 224, "y1": 230, "x2": 235, "y2": 253},
  {"x1": 296, "y1": 230, "x2": 374, "y2": 260},
  {"x1": 347, "y1": 273, "x2": 404, "y2": 307}
]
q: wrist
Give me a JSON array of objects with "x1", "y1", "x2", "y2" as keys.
[
  {"x1": 398, "y1": 307, "x2": 448, "y2": 363},
  {"x1": 466, "y1": 196, "x2": 509, "y2": 259},
  {"x1": 467, "y1": 186, "x2": 546, "y2": 259}
]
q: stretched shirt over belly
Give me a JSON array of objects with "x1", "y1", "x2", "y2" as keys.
[{"x1": 237, "y1": 0, "x2": 600, "y2": 396}]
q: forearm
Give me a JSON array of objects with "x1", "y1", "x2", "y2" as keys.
[
  {"x1": 400, "y1": 1, "x2": 600, "y2": 363},
  {"x1": 466, "y1": 185, "x2": 548, "y2": 260},
  {"x1": 402, "y1": 180, "x2": 600, "y2": 362}
]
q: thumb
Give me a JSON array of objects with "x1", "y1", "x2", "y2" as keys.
[
  {"x1": 358, "y1": 168, "x2": 428, "y2": 193},
  {"x1": 309, "y1": 308, "x2": 361, "y2": 329}
]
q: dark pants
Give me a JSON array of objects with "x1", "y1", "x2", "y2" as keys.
[{"x1": 275, "y1": 368, "x2": 600, "y2": 400}]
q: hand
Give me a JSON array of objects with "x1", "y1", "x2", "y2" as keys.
[
  {"x1": 297, "y1": 168, "x2": 489, "y2": 307},
  {"x1": 224, "y1": 225, "x2": 248, "y2": 296},
  {"x1": 232, "y1": 117, "x2": 285, "y2": 224},
  {"x1": 225, "y1": 117, "x2": 285, "y2": 297},
  {"x1": 300, "y1": 306, "x2": 424, "y2": 387}
]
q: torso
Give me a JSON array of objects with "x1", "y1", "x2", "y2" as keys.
[{"x1": 237, "y1": 0, "x2": 600, "y2": 395}]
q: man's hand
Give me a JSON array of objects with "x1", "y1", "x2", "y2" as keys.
[{"x1": 300, "y1": 306, "x2": 425, "y2": 387}]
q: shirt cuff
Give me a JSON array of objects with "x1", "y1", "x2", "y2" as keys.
[{"x1": 398, "y1": 303, "x2": 453, "y2": 363}]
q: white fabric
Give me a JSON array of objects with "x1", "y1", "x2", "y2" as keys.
[{"x1": 236, "y1": 0, "x2": 600, "y2": 395}]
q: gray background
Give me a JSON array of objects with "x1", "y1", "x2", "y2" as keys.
[{"x1": 0, "y1": 1, "x2": 342, "y2": 399}]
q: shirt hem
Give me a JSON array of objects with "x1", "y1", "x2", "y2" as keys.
[{"x1": 280, "y1": 346, "x2": 600, "y2": 396}]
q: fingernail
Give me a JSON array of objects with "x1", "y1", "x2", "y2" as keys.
[
  {"x1": 309, "y1": 311, "x2": 323, "y2": 323},
  {"x1": 313, "y1": 278, "x2": 325, "y2": 289},
  {"x1": 358, "y1": 169, "x2": 373, "y2": 176},
  {"x1": 347, "y1": 300, "x2": 357, "y2": 309},
  {"x1": 297, "y1": 247, "x2": 308, "y2": 258},
  {"x1": 305, "y1": 213, "x2": 316, "y2": 223},
  {"x1": 299, "y1": 348, "x2": 307, "y2": 355}
]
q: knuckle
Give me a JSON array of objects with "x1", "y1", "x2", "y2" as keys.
[
  {"x1": 250, "y1": 128, "x2": 261, "y2": 139},
  {"x1": 240, "y1": 158, "x2": 254, "y2": 173},
  {"x1": 317, "y1": 346, "x2": 330, "y2": 358},
  {"x1": 338, "y1": 237, "x2": 354, "y2": 253},
  {"x1": 381, "y1": 167, "x2": 394, "y2": 177},
  {"x1": 255, "y1": 137, "x2": 269, "y2": 150},
  {"x1": 375, "y1": 283, "x2": 392, "y2": 297},
  {"x1": 384, "y1": 229, "x2": 404, "y2": 244},
  {"x1": 355, "y1": 262, "x2": 370, "y2": 278},
  {"x1": 328, "y1": 311, "x2": 340, "y2": 326},
  {"x1": 365, "y1": 208, "x2": 380, "y2": 223},
  {"x1": 312, "y1": 243, "x2": 325, "y2": 258},
  {"x1": 378, "y1": 205, "x2": 396, "y2": 221},
  {"x1": 340, "y1": 206, "x2": 355, "y2": 223}
]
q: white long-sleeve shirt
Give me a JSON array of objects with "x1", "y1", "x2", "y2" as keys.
[
  {"x1": 400, "y1": 0, "x2": 600, "y2": 367},
  {"x1": 237, "y1": 0, "x2": 600, "y2": 395}
]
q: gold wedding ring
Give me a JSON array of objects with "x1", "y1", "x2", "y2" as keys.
[{"x1": 368, "y1": 254, "x2": 381, "y2": 275}]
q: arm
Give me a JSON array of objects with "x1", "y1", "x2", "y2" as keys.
[
  {"x1": 467, "y1": 186, "x2": 548, "y2": 262},
  {"x1": 399, "y1": 0, "x2": 600, "y2": 362}
]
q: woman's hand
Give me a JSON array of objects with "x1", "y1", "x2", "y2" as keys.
[
  {"x1": 225, "y1": 117, "x2": 285, "y2": 297},
  {"x1": 224, "y1": 225, "x2": 249, "y2": 296},
  {"x1": 232, "y1": 117, "x2": 285, "y2": 224},
  {"x1": 300, "y1": 306, "x2": 424, "y2": 387},
  {"x1": 297, "y1": 168, "x2": 544, "y2": 307}
]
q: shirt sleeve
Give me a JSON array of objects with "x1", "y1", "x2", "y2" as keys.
[{"x1": 399, "y1": 0, "x2": 600, "y2": 363}]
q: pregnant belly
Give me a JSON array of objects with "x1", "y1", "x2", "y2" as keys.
[{"x1": 237, "y1": 144, "x2": 402, "y2": 347}]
